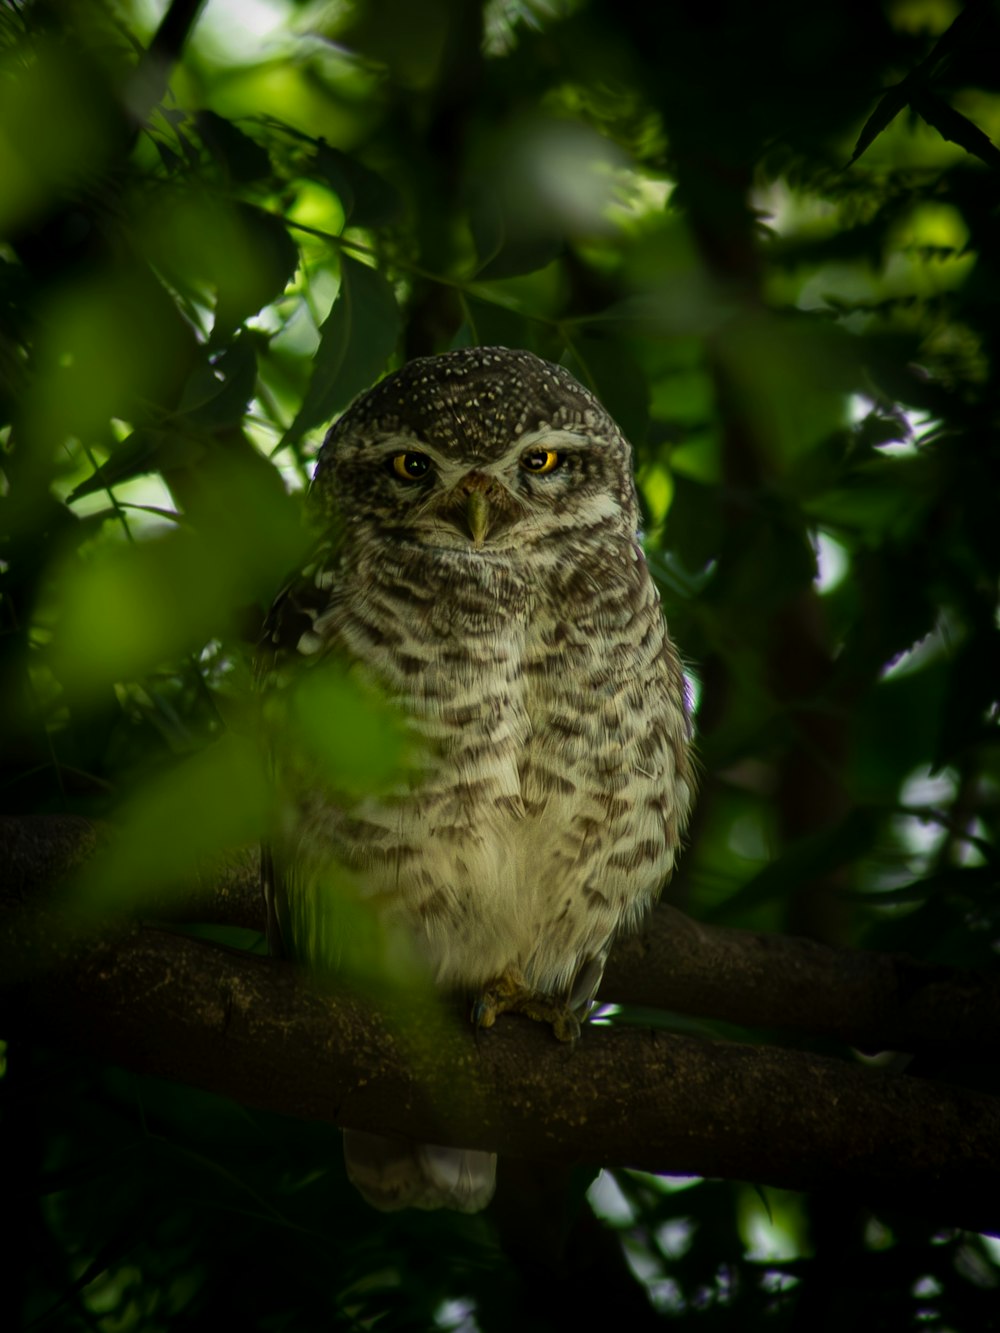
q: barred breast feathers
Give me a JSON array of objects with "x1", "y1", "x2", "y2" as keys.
[{"x1": 275, "y1": 533, "x2": 690, "y2": 996}]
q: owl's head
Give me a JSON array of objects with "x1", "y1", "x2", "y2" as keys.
[{"x1": 311, "y1": 347, "x2": 640, "y2": 553}]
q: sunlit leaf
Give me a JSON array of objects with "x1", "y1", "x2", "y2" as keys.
[
  {"x1": 51, "y1": 466, "x2": 307, "y2": 696},
  {"x1": 279, "y1": 663, "x2": 414, "y2": 796}
]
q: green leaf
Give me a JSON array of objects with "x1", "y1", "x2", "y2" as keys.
[
  {"x1": 68, "y1": 428, "x2": 204, "y2": 500},
  {"x1": 70, "y1": 734, "x2": 270, "y2": 912},
  {"x1": 53, "y1": 468, "x2": 307, "y2": 695},
  {"x1": 195, "y1": 110, "x2": 272, "y2": 183},
  {"x1": 279, "y1": 664, "x2": 413, "y2": 797},
  {"x1": 663, "y1": 474, "x2": 725, "y2": 571},
  {"x1": 847, "y1": 1, "x2": 990, "y2": 167},
  {"x1": 470, "y1": 177, "x2": 566, "y2": 278},
  {"x1": 562, "y1": 333, "x2": 649, "y2": 446},
  {"x1": 284, "y1": 254, "x2": 400, "y2": 443},
  {"x1": 750, "y1": 1183, "x2": 773, "y2": 1226},
  {"x1": 309, "y1": 143, "x2": 403, "y2": 227},
  {"x1": 67, "y1": 340, "x2": 259, "y2": 500},
  {"x1": 476, "y1": 235, "x2": 565, "y2": 280},
  {"x1": 258, "y1": 120, "x2": 404, "y2": 226},
  {"x1": 212, "y1": 205, "x2": 300, "y2": 340},
  {"x1": 911, "y1": 89, "x2": 1000, "y2": 172},
  {"x1": 459, "y1": 295, "x2": 535, "y2": 351},
  {"x1": 176, "y1": 334, "x2": 259, "y2": 428},
  {"x1": 847, "y1": 80, "x2": 913, "y2": 169}
]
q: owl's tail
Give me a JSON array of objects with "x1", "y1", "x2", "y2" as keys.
[{"x1": 343, "y1": 1129, "x2": 496, "y2": 1213}]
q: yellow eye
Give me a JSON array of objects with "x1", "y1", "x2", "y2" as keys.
[
  {"x1": 391, "y1": 451, "x2": 432, "y2": 481},
  {"x1": 521, "y1": 449, "x2": 561, "y2": 475}
]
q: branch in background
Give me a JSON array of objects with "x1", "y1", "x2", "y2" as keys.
[
  {"x1": 3, "y1": 816, "x2": 997, "y2": 1058},
  {"x1": 127, "y1": 0, "x2": 208, "y2": 129},
  {"x1": 604, "y1": 909, "x2": 1000, "y2": 1058}
]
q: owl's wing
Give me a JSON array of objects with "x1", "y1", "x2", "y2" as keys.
[
  {"x1": 257, "y1": 541, "x2": 341, "y2": 667},
  {"x1": 256, "y1": 539, "x2": 344, "y2": 962}
]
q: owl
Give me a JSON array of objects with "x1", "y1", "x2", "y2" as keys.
[{"x1": 260, "y1": 346, "x2": 693, "y2": 1213}]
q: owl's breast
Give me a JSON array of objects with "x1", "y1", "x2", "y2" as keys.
[{"x1": 307, "y1": 544, "x2": 690, "y2": 996}]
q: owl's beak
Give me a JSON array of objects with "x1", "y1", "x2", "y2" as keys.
[
  {"x1": 446, "y1": 471, "x2": 511, "y2": 547},
  {"x1": 466, "y1": 491, "x2": 490, "y2": 546}
]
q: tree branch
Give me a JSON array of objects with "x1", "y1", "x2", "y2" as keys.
[
  {"x1": 2, "y1": 893, "x2": 998, "y2": 1236},
  {"x1": 127, "y1": 0, "x2": 208, "y2": 128},
  {"x1": 3, "y1": 815, "x2": 998, "y2": 1058}
]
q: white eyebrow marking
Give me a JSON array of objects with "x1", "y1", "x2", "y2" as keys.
[
  {"x1": 371, "y1": 436, "x2": 443, "y2": 462},
  {"x1": 512, "y1": 428, "x2": 590, "y2": 452}
]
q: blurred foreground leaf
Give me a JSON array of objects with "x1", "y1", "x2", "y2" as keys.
[{"x1": 70, "y1": 732, "x2": 269, "y2": 913}]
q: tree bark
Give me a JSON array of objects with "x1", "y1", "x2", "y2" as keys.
[
  {"x1": 3, "y1": 815, "x2": 997, "y2": 1057},
  {"x1": 2, "y1": 814, "x2": 999, "y2": 1237}
]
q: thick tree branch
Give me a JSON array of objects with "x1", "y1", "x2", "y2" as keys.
[
  {"x1": 3, "y1": 815, "x2": 998, "y2": 1058},
  {"x1": 603, "y1": 910, "x2": 1000, "y2": 1058},
  {"x1": 1, "y1": 895, "x2": 998, "y2": 1237}
]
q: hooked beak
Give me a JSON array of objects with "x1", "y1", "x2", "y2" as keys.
[
  {"x1": 466, "y1": 490, "x2": 490, "y2": 547},
  {"x1": 441, "y1": 470, "x2": 518, "y2": 549}
]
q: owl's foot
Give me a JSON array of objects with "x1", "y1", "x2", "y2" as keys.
[{"x1": 472, "y1": 968, "x2": 581, "y2": 1043}]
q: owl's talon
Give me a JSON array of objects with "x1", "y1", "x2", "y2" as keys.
[
  {"x1": 472, "y1": 969, "x2": 580, "y2": 1043},
  {"x1": 551, "y1": 1009, "x2": 581, "y2": 1044}
]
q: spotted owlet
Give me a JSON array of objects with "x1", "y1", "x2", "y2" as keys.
[{"x1": 260, "y1": 345, "x2": 693, "y2": 1213}]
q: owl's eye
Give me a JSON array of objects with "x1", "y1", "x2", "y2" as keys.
[
  {"x1": 391, "y1": 451, "x2": 433, "y2": 481},
  {"x1": 520, "y1": 449, "x2": 562, "y2": 475}
]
